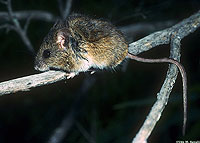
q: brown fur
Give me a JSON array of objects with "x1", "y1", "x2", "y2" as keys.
[{"x1": 35, "y1": 14, "x2": 128, "y2": 74}]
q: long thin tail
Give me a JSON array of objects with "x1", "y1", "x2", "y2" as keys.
[{"x1": 127, "y1": 53, "x2": 187, "y2": 135}]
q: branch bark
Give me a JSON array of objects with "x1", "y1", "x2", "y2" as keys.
[
  {"x1": 130, "y1": 10, "x2": 200, "y2": 143},
  {"x1": 128, "y1": 10, "x2": 200, "y2": 55},
  {"x1": 132, "y1": 33, "x2": 181, "y2": 143},
  {"x1": 0, "y1": 71, "x2": 66, "y2": 95},
  {"x1": 0, "y1": 9, "x2": 199, "y2": 143},
  {"x1": 1, "y1": 11, "x2": 199, "y2": 96}
]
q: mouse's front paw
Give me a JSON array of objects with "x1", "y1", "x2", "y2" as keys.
[{"x1": 66, "y1": 72, "x2": 77, "y2": 79}]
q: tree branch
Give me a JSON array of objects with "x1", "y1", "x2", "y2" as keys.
[
  {"x1": 0, "y1": 71, "x2": 66, "y2": 96},
  {"x1": 57, "y1": 0, "x2": 73, "y2": 19},
  {"x1": 63, "y1": 0, "x2": 73, "y2": 19},
  {"x1": 0, "y1": 0, "x2": 35, "y2": 53},
  {"x1": 0, "y1": 11, "x2": 57, "y2": 22},
  {"x1": 132, "y1": 33, "x2": 181, "y2": 143},
  {"x1": 131, "y1": 10, "x2": 200, "y2": 142},
  {"x1": 0, "y1": 9, "x2": 199, "y2": 143},
  {"x1": 0, "y1": 10, "x2": 198, "y2": 95},
  {"x1": 119, "y1": 20, "x2": 176, "y2": 39}
]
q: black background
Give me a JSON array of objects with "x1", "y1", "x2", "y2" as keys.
[{"x1": 0, "y1": 0, "x2": 200, "y2": 143}]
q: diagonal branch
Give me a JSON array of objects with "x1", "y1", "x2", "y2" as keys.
[
  {"x1": 131, "y1": 10, "x2": 200, "y2": 143},
  {"x1": 0, "y1": 9, "x2": 199, "y2": 143},
  {"x1": 128, "y1": 10, "x2": 200, "y2": 55},
  {"x1": 0, "y1": 10, "x2": 199, "y2": 98},
  {"x1": 132, "y1": 34, "x2": 181, "y2": 143},
  {"x1": 0, "y1": 71, "x2": 67, "y2": 95}
]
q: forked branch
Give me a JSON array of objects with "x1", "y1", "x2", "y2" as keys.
[{"x1": 0, "y1": 9, "x2": 199, "y2": 143}]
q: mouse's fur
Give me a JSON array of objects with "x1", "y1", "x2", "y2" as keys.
[
  {"x1": 35, "y1": 13, "x2": 187, "y2": 135},
  {"x1": 35, "y1": 14, "x2": 128, "y2": 78}
]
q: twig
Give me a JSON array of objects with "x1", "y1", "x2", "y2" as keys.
[
  {"x1": 1, "y1": 0, "x2": 35, "y2": 53},
  {"x1": 75, "y1": 121, "x2": 96, "y2": 143},
  {"x1": 57, "y1": 0, "x2": 64, "y2": 18},
  {"x1": 0, "y1": 9, "x2": 199, "y2": 143},
  {"x1": 0, "y1": 0, "x2": 7, "y2": 5},
  {"x1": 24, "y1": 14, "x2": 33, "y2": 34},
  {"x1": 0, "y1": 10, "x2": 175, "y2": 37},
  {"x1": 63, "y1": 0, "x2": 73, "y2": 19},
  {"x1": 57, "y1": 0, "x2": 73, "y2": 19},
  {"x1": 0, "y1": 11, "x2": 57, "y2": 22},
  {"x1": 0, "y1": 23, "x2": 16, "y2": 32}
]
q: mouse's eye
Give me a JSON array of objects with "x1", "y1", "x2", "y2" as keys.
[{"x1": 43, "y1": 49, "x2": 51, "y2": 59}]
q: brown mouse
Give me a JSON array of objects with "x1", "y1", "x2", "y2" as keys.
[
  {"x1": 34, "y1": 13, "x2": 187, "y2": 135},
  {"x1": 34, "y1": 13, "x2": 128, "y2": 78}
]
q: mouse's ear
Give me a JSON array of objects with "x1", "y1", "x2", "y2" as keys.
[{"x1": 56, "y1": 29, "x2": 69, "y2": 50}]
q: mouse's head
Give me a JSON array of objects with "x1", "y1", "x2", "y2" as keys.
[{"x1": 34, "y1": 20, "x2": 85, "y2": 72}]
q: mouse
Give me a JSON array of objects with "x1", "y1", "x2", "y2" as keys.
[
  {"x1": 34, "y1": 13, "x2": 187, "y2": 135},
  {"x1": 34, "y1": 13, "x2": 128, "y2": 78}
]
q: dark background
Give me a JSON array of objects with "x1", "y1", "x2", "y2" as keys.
[{"x1": 0, "y1": 0, "x2": 200, "y2": 143}]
